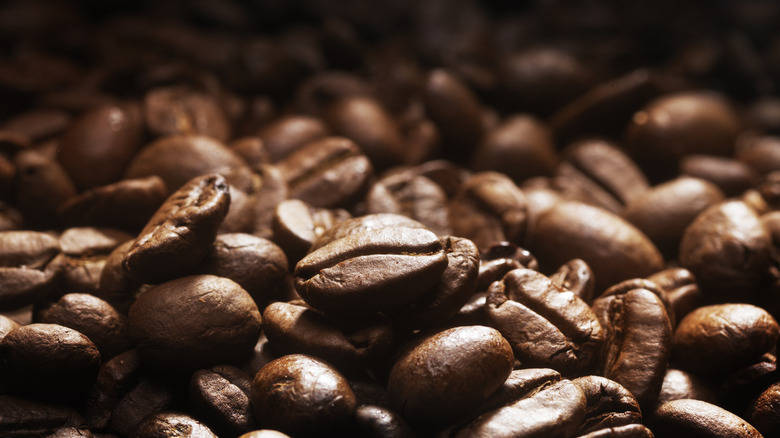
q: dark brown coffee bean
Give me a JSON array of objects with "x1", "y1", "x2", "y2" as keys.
[
  {"x1": 229, "y1": 136, "x2": 270, "y2": 168},
  {"x1": 352, "y1": 404, "x2": 414, "y2": 438},
  {"x1": 189, "y1": 365, "x2": 256, "y2": 436},
  {"x1": 257, "y1": 115, "x2": 330, "y2": 163},
  {"x1": 554, "y1": 139, "x2": 649, "y2": 214},
  {"x1": 0, "y1": 323, "x2": 101, "y2": 401},
  {"x1": 657, "y1": 368, "x2": 718, "y2": 406},
  {"x1": 673, "y1": 303, "x2": 779, "y2": 380},
  {"x1": 200, "y1": 233, "x2": 289, "y2": 307},
  {"x1": 576, "y1": 424, "x2": 655, "y2": 438},
  {"x1": 309, "y1": 213, "x2": 429, "y2": 252},
  {"x1": 549, "y1": 259, "x2": 595, "y2": 304},
  {"x1": 366, "y1": 171, "x2": 451, "y2": 236},
  {"x1": 84, "y1": 350, "x2": 142, "y2": 430},
  {"x1": 0, "y1": 315, "x2": 19, "y2": 342},
  {"x1": 407, "y1": 159, "x2": 470, "y2": 198},
  {"x1": 449, "y1": 171, "x2": 528, "y2": 251},
  {"x1": 680, "y1": 155, "x2": 760, "y2": 197},
  {"x1": 719, "y1": 353, "x2": 778, "y2": 415},
  {"x1": 453, "y1": 378, "x2": 586, "y2": 438},
  {"x1": 529, "y1": 201, "x2": 664, "y2": 292},
  {"x1": 277, "y1": 136, "x2": 373, "y2": 209},
  {"x1": 134, "y1": 412, "x2": 218, "y2": 438},
  {"x1": 250, "y1": 354, "x2": 357, "y2": 437},
  {"x1": 58, "y1": 176, "x2": 168, "y2": 233},
  {"x1": 486, "y1": 268, "x2": 604, "y2": 376},
  {"x1": 46, "y1": 426, "x2": 94, "y2": 438},
  {"x1": 392, "y1": 235, "x2": 480, "y2": 329},
  {"x1": 592, "y1": 287, "x2": 673, "y2": 410},
  {"x1": 746, "y1": 381, "x2": 780, "y2": 437},
  {"x1": 293, "y1": 71, "x2": 373, "y2": 118},
  {"x1": 262, "y1": 301, "x2": 394, "y2": 371},
  {"x1": 14, "y1": 148, "x2": 77, "y2": 227},
  {"x1": 423, "y1": 69, "x2": 484, "y2": 163},
  {"x1": 652, "y1": 399, "x2": 762, "y2": 438},
  {"x1": 0, "y1": 395, "x2": 85, "y2": 437},
  {"x1": 110, "y1": 378, "x2": 175, "y2": 436},
  {"x1": 96, "y1": 240, "x2": 141, "y2": 315},
  {"x1": 42, "y1": 293, "x2": 128, "y2": 360},
  {"x1": 58, "y1": 103, "x2": 144, "y2": 190},
  {"x1": 294, "y1": 223, "x2": 448, "y2": 316},
  {"x1": 387, "y1": 325, "x2": 513, "y2": 426},
  {"x1": 144, "y1": 86, "x2": 231, "y2": 142},
  {"x1": 123, "y1": 174, "x2": 230, "y2": 284},
  {"x1": 325, "y1": 96, "x2": 407, "y2": 169},
  {"x1": 124, "y1": 134, "x2": 254, "y2": 196},
  {"x1": 623, "y1": 176, "x2": 724, "y2": 259},
  {"x1": 0, "y1": 230, "x2": 60, "y2": 310},
  {"x1": 477, "y1": 242, "x2": 539, "y2": 293},
  {"x1": 53, "y1": 227, "x2": 132, "y2": 296},
  {"x1": 0, "y1": 108, "x2": 71, "y2": 142},
  {"x1": 472, "y1": 368, "x2": 563, "y2": 418},
  {"x1": 250, "y1": 164, "x2": 289, "y2": 240},
  {"x1": 625, "y1": 91, "x2": 743, "y2": 182},
  {"x1": 272, "y1": 199, "x2": 350, "y2": 265},
  {"x1": 736, "y1": 134, "x2": 780, "y2": 175},
  {"x1": 127, "y1": 275, "x2": 262, "y2": 370},
  {"x1": 679, "y1": 200, "x2": 773, "y2": 301},
  {"x1": 571, "y1": 376, "x2": 642, "y2": 435},
  {"x1": 647, "y1": 268, "x2": 702, "y2": 324},
  {"x1": 472, "y1": 114, "x2": 557, "y2": 183}
]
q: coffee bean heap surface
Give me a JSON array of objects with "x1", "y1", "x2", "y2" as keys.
[{"x1": 1, "y1": 1, "x2": 780, "y2": 437}]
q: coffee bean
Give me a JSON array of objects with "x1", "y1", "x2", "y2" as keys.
[
  {"x1": 477, "y1": 242, "x2": 539, "y2": 293},
  {"x1": 189, "y1": 365, "x2": 256, "y2": 436},
  {"x1": 746, "y1": 381, "x2": 780, "y2": 437},
  {"x1": 144, "y1": 86, "x2": 231, "y2": 142},
  {"x1": 352, "y1": 404, "x2": 414, "y2": 438},
  {"x1": 652, "y1": 399, "x2": 762, "y2": 438},
  {"x1": 486, "y1": 268, "x2": 604, "y2": 376},
  {"x1": 272, "y1": 199, "x2": 350, "y2": 264},
  {"x1": 0, "y1": 395, "x2": 85, "y2": 437},
  {"x1": 647, "y1": 268, "x2": 702, "y2": 324},
  {"x1": 387, "y1": 325, "x2": 513, "y2": 425},
  {"x1": 657, "y1": 368, "x2": 718, "y2": 406},
  {"x1": 123, "y1": 174, "x2": 230, "y2": 284},
  {"x1": 576, "y1": 424, "x2": 655, "y2": 438},
  {"x1": 680, "y1": 155, "x2": 760, "y2": 197},
  {"x1": 257, "y1": 115, "x2": 330, "y2": 163},
  {"x1": 84, "y1": 350, "x2": 141, "y2": 430},
  {"x1": 0, "y1": 231, "x2": 60, "y2": 311},
  {"x1": 238, "y1": 431, "x2": 291, "y2": 438},
  {"x1": 250, "y1": 354, "x2": 357, "y2": 436},
  {"x1": 294, "y1": 222, "x2": 448, "y2": 316},
  {"x1": 549, "y1": 258, "x2": 595, "y2": 304},
  {"x1": 134, "y1": 412, "x2": 218, "y2": 438},
  {"x1": 571, "y1": 375, "x2": 642, "y2": 435},
  {"x1": 110, "y1": 378, "x2": 175, "y2": 436},
  {"x1": 14, "y1": 148, "x2": 77, "y2": 227},
  {"x1": 127, "y1": 275, "x2": 262, "y2": 370},
  {"x1": 719, "y1": 353, "x2": 778, "y2": 415},
  {"x1": 366, "y1": 171, "x2": 451, "y2": 236}
]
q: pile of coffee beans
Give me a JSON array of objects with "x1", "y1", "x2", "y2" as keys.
[{"x1": 2, "y1": 0, "x2": 780, "y2": 436}]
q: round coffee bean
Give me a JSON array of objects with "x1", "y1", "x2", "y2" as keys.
[
  {"x1": 746, "y1": 381, "x2": 780, "y2": 437},
  {"x1": 387, "y1": 325, "x2": 514, "y2": 425},
  {"x1": 652, "y1": 399, "x2": 762, "y2": 438},
  {"x1": 189, "y1": 365, "x2": 255, "y2": 436},
  {"x1": 257, "y1": 115, "x2": 330, "y2": 163},
  {"x1": 127, "y1": 275, "x2": 262, "y2": 370},
  {"x1": 250, "y1": 354, "x2": 357, "y2": 436}
]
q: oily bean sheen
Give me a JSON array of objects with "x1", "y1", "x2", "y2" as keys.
[
  {"x1": 486, "y1": 268, "x2": 604, "y2": 376},
  {"x1": 134, "y1": 412, "x2": 218, "y2": 438},
  {"x1": 652, "y1": 399, "x2": 762, "y2": 438},
  {"x1": 387, "y1": 325, "x2": 514, "y2": 425},
  {"x1": 679, "y1": 200, "x2": 773, "y2": 300},
  {"x1": 250, "y1": 354, "x2": 357, "y2": 437},
  {"x1": 529, "y1": 201, "x2": 664, "y2": 292},
  {"x1": 123, "y1": 173, "x2": 230, "y2": 284},
  {"x1": 294, "y1": 226, "x2": 448, "y2": 316},
  {"x1": 127, "y1": 275, "x2": 262, "y2": 370},
  {"x1": 673, "y1": 303, "x2": 780, "y2": 380}
]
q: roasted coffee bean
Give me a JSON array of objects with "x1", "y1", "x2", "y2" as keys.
[
  {"x1": 0, "y1": 108, "x2": 71, "y2": 143},
  {"x1": 0, "y1": 314, "x2": 20, "y2": 341},
  {"x1": 736, "y1": 134, "x2": 780, "y2": 175},
  {"x1": 126, "y1": 275, "x2": 262, "y2": 370},
  {"x1": 230, "y1": 136, "x2": 270, "y2": 168},
  {"x1": 294, "y1": 221, "x2": 448, "y2": 316},
  {"x1": 14, "y1": 148, "x2": 77, "y2": 227},
  {"x1": 251, "y1": 164, "x2": 289, "y2": 240},
  {"x1": 58, "y1": 176, "x2": 168, "y2": 232},
  {"x1": 262, "y1": 301, "x2": 394, "y2": 371},
  {"x1": 134, "y1": 412, "x2": 218, "y2": 438},
  {"x1": 272, "y1": 199, "x2": 350, "y2": 264},
  {"x1": 250, "y1": 354, "x2": 357, "y2": 436},
  {"x1": 53, "y1": 226, "x2": 132, "y2": 295},
  {"x1": 0, "y1": 201, "x2": 23, "y2": 231},
  {"x1": 0, "y1": 323, "x2": 101, "y2": 402},
  {"x1": 47, "y1": 426, "x2": 93, "y2": 438},
  {"x1": 486, "y1": 268, "x2": 604, "y2": 376},
  {"x1": 352, "y1": 405, "x2": 414, "y2": 438},
  {"x1": 423, "y1": 69, "x2": 484, "y2": 164},
  {"x1": 680, "y1": 155, "x2": 760, "y2": 197},
  {"x1": 58, "y1": 103, "x2": 144, "y2": 190},
  {"x1": 144, "y1": 86, "x2": 231, "y2": 142},
  {"x1": 325, "y1": 96, "x2": 407, "y2": 169},
  {"x1": 477, "y1": 242, "x2": 539, "y2": 293},
  {"x1": 42, "y1": 293, "x2": 129, "y2": 360},
  {"x1": 623, "y1": 176, "x2": 724, "y2": 259},
  {"x1": 673, "y1": 303, "x2": 779, "y2": 380},
  {"x1": 277, "y1": 136, "x2": 373, "y2": 209},
  {"x1": 680, "y1": 200, "x2": 773, "y2": 301},
  {"x1": 387, "y1": 325, "x2": 513, "y2": 426},
  {"x1": 549, "y1": 259, "x2": 595, "y2": 304},
  {"x1": 453, "y1": 378, "x2": 586, "y2": 438},
  {"x1": 124, "y1": 134, "x2": 254, "y2": 196},
  {"x1": 576, "y1": 424, "x2": 655, "y2": 438},
  {"x1": 110, "y1": 378, "x2": 175, "y2": 436},
  {"x1": 472, "y1": 115, "x2": 557, "y2": 182},
  {"x1": 592, "y1": 286, "x2": 672, "y2": 409},
  {"x1": 96, "y1": 240, "x2": 141, "y2": 315},
  {"x1": 449, "y1": 171, "x2": 528, "y2": 251},
  {"x1": 657, "y1": 368, "x2": 718, "y2": 406},
  {"x1": 554, "y1": 139, "x2": 649, "y2": 214},
  {"x1": 652, "y1": 399, "x2": 762, "y2": 438},
  {"x1": 200, "y1": 233, "x2": 289, "y2": 307},
  {"x1": 746, "y1": 381, "x2": 780, "y2": 437},
  {"x1": 366, "y1": 171, "x2": 451, "y2": 236},
  {"x1": 625, "y1": 91, "x2": 743, "y2": 182},
  {"x1": 529, "y1": 201, "x2": 664, "y2": 292},
  {"x1": 293, "y1": 71, "x2": 373, "y2": 118},
  {"x1": 189, "y1": 365, "x2": 256, "y2": 436},
  {"x1": 647, "y1": 268, "x2": 702, "y2": 324},
  {"x1": 406, "y1": 159, "x2": 470, "y2": 198},
  {"x1": 309, "y1": 213, "x2": 429, "y2": 252},
  {"x1": 123, "y1": 174, "x2": 230, "y2": 284},
  {"x1": 257, "y1": 115, "x2": 330, "y2": 163},
  {"x1": 0, "y1": 230, "x2": 60, "y2": 310},
  {"x1": 84, "y1": 350, "x2": 142, "y2": 430},
  {"x1": 719, "y1": 353, "x2": 778, "y2": 415},
  {"x1": 0, "y1": 395, "x2": 85, "y2": 437},
  {"x1": 238, "y1": 431, "x2": 292, "y2": 438},
  {"x1": 571, "y1": 376, "x2": 642, "y2": 435}
]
